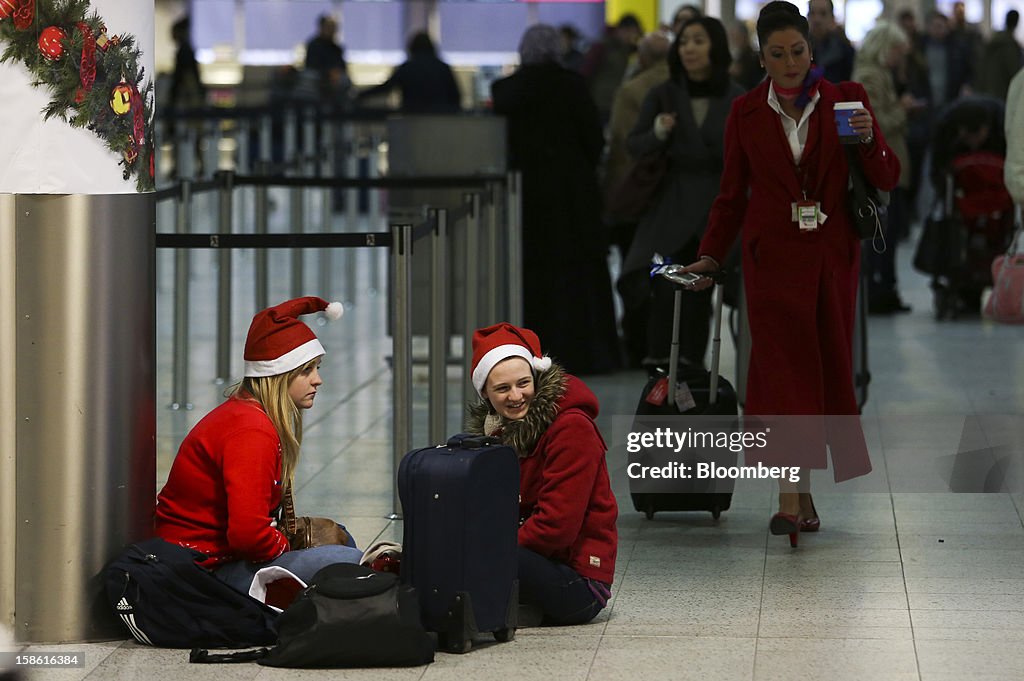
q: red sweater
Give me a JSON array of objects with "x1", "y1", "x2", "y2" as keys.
[
  {"x1": 155, "y1": 396, "x2": 290, "y2": 567},
  {"x1": 518, "y1": 376, "x2": 618, "y2": 584}
]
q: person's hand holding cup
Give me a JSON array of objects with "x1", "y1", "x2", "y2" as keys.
[{"x1": 834, "y1": 101, "x2": 874, "y2": 145}]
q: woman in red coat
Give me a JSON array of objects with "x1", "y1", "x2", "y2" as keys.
[
  {"x1": 682, "y1": 2, "x2": 900, "y2": 547},
  {"x1": 465, "y1": 323, "x2": 618, "y2": 626}
]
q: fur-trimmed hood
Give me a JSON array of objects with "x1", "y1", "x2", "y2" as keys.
[{"x1": 465, "y1": 363, "x2": 600, "y2": 457}]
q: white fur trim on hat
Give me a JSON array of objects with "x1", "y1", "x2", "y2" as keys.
[
  {"x1": 244, "y1": 338, "x2": 325, "y2": 378},
  {"x1": 325, "y1": 301, "x2": 344, "y2": 321},
  {"x1": 472, "y1": 344, "x2": 551, "y2": 396}
]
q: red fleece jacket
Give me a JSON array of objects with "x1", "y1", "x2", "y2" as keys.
[
  {"x1": 518, "y1": 376, "x2": 618, "y2": 584},
  {"x1": 155, "y1": 396, "x2": 290, "y2": 567}
]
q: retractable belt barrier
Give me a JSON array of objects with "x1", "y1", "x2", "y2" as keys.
[{"x1": 153, "y1": 168, "x2": 521, "y2": 517}]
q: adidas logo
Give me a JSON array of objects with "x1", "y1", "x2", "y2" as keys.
[{"x1": 116, "y1": 598, "x2": 133, "y2": 612}]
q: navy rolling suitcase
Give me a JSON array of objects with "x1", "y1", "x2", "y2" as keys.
[
  {"x1": 630, "y1": 271, "x2": 738, "y2": 520},
  {"x1": 398, "y1": 434, "x2": 519, "y2": 653}
]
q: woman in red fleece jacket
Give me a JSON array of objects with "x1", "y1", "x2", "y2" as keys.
[
  {"x1": 465, "y1": 323, "x2": 618, "y2": 626},
  {"x1": 155, "y1": 296, "x2": 362, "y2": 593}
]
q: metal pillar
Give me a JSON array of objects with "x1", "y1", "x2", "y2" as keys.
[
  {"x1": 343, "y1": 123, "x2": 359, "y2": 305},
  {"x1": 172, "y1": 180, "x2": 193, "y2": 410},
  {"x1": 391, "y1": 224, "x2": 414, "y2": 518},
  {"x1": 289, "y1": 110, "x2": 304, "y2": 298},
  {"x1": 216, "y1": 171, "x2": 234, "y2": 383},
  {"x1": 255, "y1": 115, "x2": 272, "y2": 312},
  {"x1": 254, "y1": 161, "x2": 270, "y2": 312},
  {"x1": 319, "y1": 119, "x2": 334, "y2": 298},
  {"x1": 462, "y1": 193, "x2": 481, "y2": 406},
  {"x1": 10, "y1": 194, "x2": 156, "y2": 642},
  {"x1": 507, "y1": 171, "x2": 524, "y2": 326},
  {"x1": 485, "y1": 182, "x2": 500, "y2": 323},
  {"x1": 429, "y1": 209, "x2": 449, "y2": 444},
  {"x1": 0, "y1": 194, "x2": 16, "y2": 630}
]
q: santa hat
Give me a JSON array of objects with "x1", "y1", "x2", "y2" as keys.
[
  {"x1": 244, "y1": 296, "x2": 344, "y2": 378},
  {"x1": 470, "y1": 323, "x2": 552, "y2": 396}
]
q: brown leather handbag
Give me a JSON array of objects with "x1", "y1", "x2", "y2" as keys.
[
  {"x1": 280, "y1": 486, "x2": 350, "y2": 550},
  {"x1": 606, "y1": 87, "x2": 675, "y2": 221}
]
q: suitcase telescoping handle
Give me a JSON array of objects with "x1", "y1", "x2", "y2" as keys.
[
  {"x1": 445, "y1": 434, "x2": 501, "y2": 449},
  {"x1": 665, "y1": 272, "x2": 725, "y2": 407}
]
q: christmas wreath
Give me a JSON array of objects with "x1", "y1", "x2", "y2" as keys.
[{"x1": 1, "y1": 0, "x2": 155, "y2": 191}]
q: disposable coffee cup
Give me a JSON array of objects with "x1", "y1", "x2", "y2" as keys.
[{"x1": 834, "y1": 101, "x2": 863, "y2": 144}]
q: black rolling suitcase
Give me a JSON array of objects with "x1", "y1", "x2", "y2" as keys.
[
  {"x1": 630, "y1": 268, "x2": 738, "y2": 520},
  {"x1": 397, "y1": 434, "x2": 519, "y2": 653}
]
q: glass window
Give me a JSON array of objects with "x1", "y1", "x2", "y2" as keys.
[
  {"x1": 735, "y1": 0, "x2": 761, "y2": 22},
  {"x1": 992, "y1": 1, "x2": 1024, "y2": 45},
  {"x1": 244, "y1": 0, "x2": 332, "y2": 52},
  {"x1": 843, "y1": 0, "x2": 883, "y2": 43},
  {"x1": 439, "y1": 2, "x2": 530, "y2": 53},
  {"x1": 339, "y1": 1, "x2": 405, "y2": 53},
  {"x1": 535, "y1": 2, "x2": 605, "y2": 44},
  {"x1": 192, "y1": 0, "x2": 236, "y2": 53}
]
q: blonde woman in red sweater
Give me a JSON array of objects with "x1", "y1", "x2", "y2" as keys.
[{"x1": 155, "y1": 297, "x2": 362, "y2": 592}]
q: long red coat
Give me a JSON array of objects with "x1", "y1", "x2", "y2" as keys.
[{"x1": 699, "y1": 79, "x2": 900, "y2": 481}]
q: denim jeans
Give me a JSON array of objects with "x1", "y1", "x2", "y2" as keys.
[
  {"x1": 518, "y1": 547, "x2": 607, "y2": 626},
  {"x1": 214, "y1": 526, "x2": 361, "y2": 593}
]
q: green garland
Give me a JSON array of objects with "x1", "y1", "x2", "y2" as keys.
[{"x1": 1, "y1": 0, "x2": 155, "y2": 192}]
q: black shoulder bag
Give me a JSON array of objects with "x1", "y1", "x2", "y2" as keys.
[
  {"x1": 190, "y1": 563, "x2": 434, "y2": 668},
  {"x1": 845, "y1": 145, "x2": 890, "y2": 252}
]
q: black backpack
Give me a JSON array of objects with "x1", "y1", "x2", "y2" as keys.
[
  {"x1": 257, "y1": 563, "x2": 434, "y2": 668},
  {"x1": 104, "y1": 538, "x2": 278, "y2": 648}
]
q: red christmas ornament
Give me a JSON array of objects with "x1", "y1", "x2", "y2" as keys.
[
  {"x1": 76, "y1": 22, "x2": 97, "y2": 92},
  {"x1": 130, "y1": 83, "x2": 146, "y2": 144},
  {"x1": 38, "y1": 26, "x2": 66, "y2": 61},
  {"x1": 0, "y1": 0, "x2": 17, "y2": 21},
  {"x1": 13, "y1": 0, "x2": 34, "y2": 31}
]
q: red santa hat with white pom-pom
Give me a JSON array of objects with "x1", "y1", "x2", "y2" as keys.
[
  {"x1": 470, "y1": 322, "x2": 552, "y2": 396},
  {"x1": 244, "y1": 296, "x2": 344, "y2": 378}
]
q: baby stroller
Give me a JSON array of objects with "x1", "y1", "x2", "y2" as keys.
[{"x1": 914, "y1": 98, "x2": 1016, "y2": 319}]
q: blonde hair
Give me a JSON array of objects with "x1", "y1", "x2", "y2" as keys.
[
  {"x1": 858, "y1": 21, "x2": 909, "y2": 69},
  {"x1": 227, "y1": 356, "x2": 321, "y2": 488}
]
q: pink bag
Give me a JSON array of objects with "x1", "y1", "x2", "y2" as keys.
[{"x1": 984, "y1": 226, "x2": 1024, "y2": 324}]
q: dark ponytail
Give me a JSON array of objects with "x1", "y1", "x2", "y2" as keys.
[{"x1": 756, "y1": 1, "x2": 810, "y2": 49}]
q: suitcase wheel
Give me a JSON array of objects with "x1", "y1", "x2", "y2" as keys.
[
  {"x1": 644, "y1": 501, "x2": 655, "y2": 520},
  {"x1": 493, "y1": 627, "x2": 515, "y2": 643},
  {"x1": 711, "y1": 506, "x2": 722, "y2": 520}
]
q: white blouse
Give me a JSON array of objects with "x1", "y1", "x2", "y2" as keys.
[{"x1": 766, "y1": 85, "x2": 821, "y2": 165}]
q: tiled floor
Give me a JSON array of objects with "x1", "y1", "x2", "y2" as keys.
[{"x1": 16, "y1": 198, "x2": 1024, "y2": 679}]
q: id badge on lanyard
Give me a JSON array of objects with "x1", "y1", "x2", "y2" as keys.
[
  {"x1": 796, "y1": 199, "x2": 819, "y2": 231},
  {"x1": 792, "y1": 157, "x2": 826, "y2": 232}
]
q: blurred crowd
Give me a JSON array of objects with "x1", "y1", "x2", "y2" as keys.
[{"x1": 163, "y1": 4, "x2": 1024, "y2": 374}]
